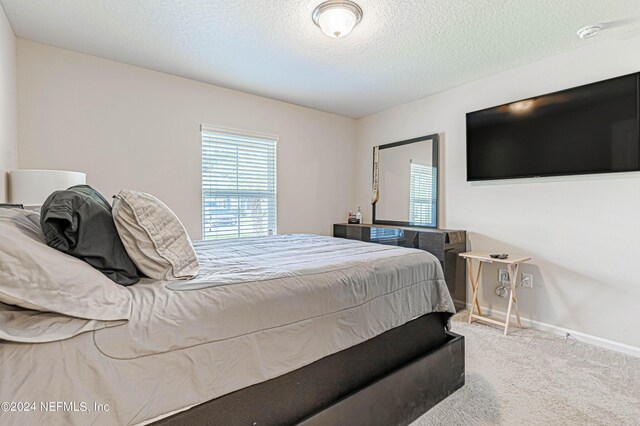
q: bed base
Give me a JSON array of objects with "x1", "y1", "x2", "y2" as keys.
[
  {"x1": 154, "y1": 313, "x2": 464, "y2": 426},
  {"x1": 299, "y1": 332, "x2": 464, "y2": 426}
]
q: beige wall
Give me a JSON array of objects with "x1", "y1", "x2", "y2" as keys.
[
  {"x1": 0, "y1": 5, "x2": 17, "y2": 202},
  {"x1": 17, "y1": 40, "x2": 357, "y2": 238},
  {"x1": 356, "y1": 35, "x2": 640, "y2": 349}
]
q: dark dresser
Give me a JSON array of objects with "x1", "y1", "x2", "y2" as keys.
[{"x1": 333, "y1": 223, "x2": 467, "y2": 310}]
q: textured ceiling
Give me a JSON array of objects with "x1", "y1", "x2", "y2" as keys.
[{"x1": 2, "y1": 0, "x2": 640, "y2": 118}]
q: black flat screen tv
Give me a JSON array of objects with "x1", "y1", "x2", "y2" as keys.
[{"x1": 466, "y1": 73, "x2": 640, "y2": 181}]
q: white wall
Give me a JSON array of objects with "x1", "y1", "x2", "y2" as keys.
[
  {"x1": 0, "y1": 5, "x2": 17, "y2": 202},
  {"x1": 17, "y1": 40, "x2": 357, "y2": 238},
  {"x1": 356, "y1": 35, "x2": 640, "y2": 349}
]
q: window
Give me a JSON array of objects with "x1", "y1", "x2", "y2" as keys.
[
  {"x1": 409, "y1": 160, "x2": 436, "y2": 227},
  {"x1": 201, "y1": 126, "x2": 277, "y2": 239}
]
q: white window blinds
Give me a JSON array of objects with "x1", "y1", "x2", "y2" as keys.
[
  {"x1": 202, "y1": 127, "x2": 277, "y2": 240},
  {"x1": 409, "y1": 160, "x2": 436, "y2": 227}
]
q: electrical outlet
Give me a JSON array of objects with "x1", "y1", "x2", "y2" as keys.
[
  {"x1": 521, "y1": 273, "x2": 533, "y2": 288},
  {"x1": 498, "y1": 269, "x2": 509, "y2": 284}
]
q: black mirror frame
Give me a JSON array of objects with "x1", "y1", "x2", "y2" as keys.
[{"x1": 372, "y1": 133, "x2": 439, "y2": 228}]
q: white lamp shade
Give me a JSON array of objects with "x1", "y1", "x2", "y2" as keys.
[{"x1": 9, "y1": 169, "x2": 87, "y2": 207}]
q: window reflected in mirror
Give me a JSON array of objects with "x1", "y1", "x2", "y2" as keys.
[{"x1": 372, "y1": 134, "x2": 439, "y2": 228}]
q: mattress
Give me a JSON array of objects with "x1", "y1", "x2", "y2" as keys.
[{"x1": 0, "y1": 234, "x2": 455, "y2": 426}]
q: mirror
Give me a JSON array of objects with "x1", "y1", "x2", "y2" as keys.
[{"x1": 372, "y1": 134, "x2": 439, "y2": 228}]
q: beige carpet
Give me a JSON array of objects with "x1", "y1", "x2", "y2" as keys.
[{"x1": 411, "y1": 311, "x2": 640, "y2": 426}]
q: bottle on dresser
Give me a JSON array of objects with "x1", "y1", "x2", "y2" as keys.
[{"x1": 348, "y1": 209, "x2": 358, "y2": 224}]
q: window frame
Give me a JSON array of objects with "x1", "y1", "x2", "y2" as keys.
[
  {"x1": 200, "y1": 124, "x2": 278, "y2": 240},
  {"x1": 409, "y1": 160, "x2": 436, "y2": 227}
]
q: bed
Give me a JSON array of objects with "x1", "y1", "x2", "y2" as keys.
[{"x1": 0, "y1": 230, "x2": 463, "y2": 426}]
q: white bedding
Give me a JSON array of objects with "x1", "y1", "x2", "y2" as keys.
[{"x1": 0, "y1": 234, "x2": 455, "y2": 426}]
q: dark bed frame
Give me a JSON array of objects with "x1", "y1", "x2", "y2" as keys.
[{"x1": 154, "y1": 312, "x2": 465, "y2": 426}]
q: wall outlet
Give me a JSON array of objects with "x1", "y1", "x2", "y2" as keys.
[
  {"x1": 521, "y1": 273, "x2": 533, "y2": 288},
  {"x1": 498, "y1": 269, "x2": 509, "y2": 284}
]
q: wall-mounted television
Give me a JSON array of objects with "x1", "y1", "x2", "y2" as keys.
[{"x1": 466, "y1": 73, "x2": 640, "y2": 181}]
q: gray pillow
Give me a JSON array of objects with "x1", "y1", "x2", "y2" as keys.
[{"x1": 40, "y1": 185, "x2": 139, "y2": 285}]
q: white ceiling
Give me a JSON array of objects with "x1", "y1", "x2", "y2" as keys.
[{"x1": 2, "y1": 0, "x2": 640, "y2": 118}]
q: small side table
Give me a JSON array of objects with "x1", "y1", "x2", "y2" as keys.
[{"x1": 459, "y1": 252, "x2": 532, "y2": 335}]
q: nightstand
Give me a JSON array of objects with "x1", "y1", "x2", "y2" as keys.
[{"x1": 459, "y1": 252, "x2": 532, "y2": 335}]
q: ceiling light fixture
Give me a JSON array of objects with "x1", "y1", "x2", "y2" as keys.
[
  {"x1": 312, "y1": 0, "x2": 363, "y2": 39},
  {"x1": 577, "y1": 24, "x2": 601, "y2": 39}
]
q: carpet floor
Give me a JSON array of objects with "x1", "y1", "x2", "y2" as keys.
[{"x1": 411, "y1": 311, "x2": 640, "y2": 426}]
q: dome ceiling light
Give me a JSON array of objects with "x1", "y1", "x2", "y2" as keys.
[{"x1": 312, "y1": 0, "x2": 363, "y2": 39}]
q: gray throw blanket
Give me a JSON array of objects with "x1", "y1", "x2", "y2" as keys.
[{"x1": 40, "y1": 185, "x2": 139, "y2": 285}]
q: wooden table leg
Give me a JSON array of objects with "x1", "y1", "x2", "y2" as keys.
[
  {"x1": 511, "y1": 264, "x2": 522, "y2": 328},
  {"x1": 474, "y1": 262, "x2": 483, "y2": 316},
  {"x1": 468, "y1": 259, "x2": 483, "y2": 323},
  {"x1": 467, "y1": 258, "x2": 474, "y2": 323},
  {"x1": 504, "y1": 263, "x2": 522, "y2": 335}
]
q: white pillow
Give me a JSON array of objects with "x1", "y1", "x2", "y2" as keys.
[
  {"x1": 112, "y1": 190, "x2": 199, "y2": 280},
  {"x1": 0, "y1": 209, "x2": 132, "y2": 321}
]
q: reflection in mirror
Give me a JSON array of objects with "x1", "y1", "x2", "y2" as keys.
[{"x1": 372, "y1": 134, "x2": 439, "y2": 228}]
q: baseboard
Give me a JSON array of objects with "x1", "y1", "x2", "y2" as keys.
[{"x1": 464, "y1": 303, "x2": 640, "y2": 358}]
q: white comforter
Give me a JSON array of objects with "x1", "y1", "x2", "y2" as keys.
[{"x1": 0, "y1": 234, "x2": 455, "y2": 426}]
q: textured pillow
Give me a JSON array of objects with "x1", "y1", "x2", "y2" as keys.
[
  {"x1": 0, "y1": 208, "x2": 132, "y2": 321},
  {"x1": 40, "y1": 185, "x2": 139, "y2": 286},
  {"x1": 112, "y1": 190, "x2": 199, "y2": 280}
]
